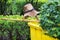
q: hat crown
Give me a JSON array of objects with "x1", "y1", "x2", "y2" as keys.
[{"x1": 24, "y1": 3, "x2": 34, "y2": 11}]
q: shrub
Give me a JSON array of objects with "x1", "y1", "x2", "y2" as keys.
[
  {"x1": 0, "y1": 15, "x2": 30, "y2": 40},
  {"x1": 39, "y1": 1, "x2": 60, "y2": 39}
]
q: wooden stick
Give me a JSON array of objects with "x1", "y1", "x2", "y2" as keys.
[{"x1": 0, "y1": 18, "x2": 39, "y2": 22}]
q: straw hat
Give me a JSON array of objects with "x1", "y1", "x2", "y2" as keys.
[{"x1": 23, "y1": 3, "x2": 39, "y2": 17}]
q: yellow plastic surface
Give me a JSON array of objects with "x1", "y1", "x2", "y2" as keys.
[{"x1": 28, "y1": 21, "x2": 58, "y2": 40}]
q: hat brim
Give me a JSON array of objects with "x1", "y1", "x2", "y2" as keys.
[{"x1": 24, "y1": 10, "x2": 39, "y2": 17}]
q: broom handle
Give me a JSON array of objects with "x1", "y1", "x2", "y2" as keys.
[{"x1": 0, "y1": 18, "x2": 39, "y2": 22}]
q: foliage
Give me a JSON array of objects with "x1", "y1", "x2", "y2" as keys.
[
  {"x1": 0, "y1": 0, "x2": 42, "y2": 15},
  {"x1": 0, "y1": 15, "x2": 30, "y2": 40},
  {"x1": 0, "y1": 0, "x2": 60, "y2": 40},
  {"x1": 39, "y1": 1, "x2": 60, "y2": 39}
]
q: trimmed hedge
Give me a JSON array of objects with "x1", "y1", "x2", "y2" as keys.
[
  {"x1": 39, "y1": 1, "x2": 60, "y2": 39},
  {"x1": 0, "y1": 15, "x2": 30, "y2": 40}
]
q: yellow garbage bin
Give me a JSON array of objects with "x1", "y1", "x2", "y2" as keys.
[{"x1": 28, "y1": 21, "x2": 58, "y2": 40}]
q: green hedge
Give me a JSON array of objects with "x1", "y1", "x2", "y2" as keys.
[
  {"x1": 39, "y1": 1, "x2": 60, "y2": 39},
  {"x1": 0, "y1": 15, "x2": 30, "y2": 40}
]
